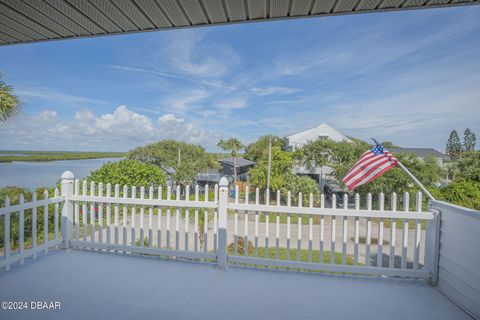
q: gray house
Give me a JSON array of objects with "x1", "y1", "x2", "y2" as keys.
[
  {"x1": 195, "y1": 158, "x2": 255, "y2": 186},
  {"x1": 196, "y1": 173, "x2": 233, "y2": 187},
  {"x1": 389, "y1": 148, "x2": 449, "y2": 166},
  {"x1": 218, "y1": 157, "x2": 255, "y2": 182}
]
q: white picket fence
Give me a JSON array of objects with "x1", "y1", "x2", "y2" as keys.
[
  {"x1": 0, "y1": 171, "x2": 440, "y2": 280},
  {"x1": 0, "y1": 189, "x2": 64, "y2": 271},
  {"x1": 68, "y1": 179, "x2": 219, "y2": 261}
]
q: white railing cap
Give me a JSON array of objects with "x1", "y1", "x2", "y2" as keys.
[{"x1": 61, "y1": 171, "x2": 74, "y2": 180}]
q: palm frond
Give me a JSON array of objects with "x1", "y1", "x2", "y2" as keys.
[{"x1": 0, "y1": 79, "x2": 21, "y2": 122}]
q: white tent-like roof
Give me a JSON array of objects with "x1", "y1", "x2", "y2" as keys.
[{"x1": 287, "y1": 123, "x2": 351, "y2": 149}]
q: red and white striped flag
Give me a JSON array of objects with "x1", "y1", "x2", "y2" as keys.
[{"x1": 342, "y1": 143, "x2": 398, "y2": 191}]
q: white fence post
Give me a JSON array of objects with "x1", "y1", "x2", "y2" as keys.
[
  {"x1": 217, "y1": 177, "x2": 229, "y2": 270},
  {"x1": 426, "y1": 206, "x2": 441, "y2": 285},
  {"x1": 61, "y1": 171, "x2": 74, "y2": 249}
]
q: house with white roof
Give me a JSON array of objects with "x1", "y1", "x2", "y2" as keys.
[
  {"x1": 286, "y1": 123, "x2": 352, "y2": 150},
  {"x1": 287, "y1": 124, "x2": 352, "y2": 188}
]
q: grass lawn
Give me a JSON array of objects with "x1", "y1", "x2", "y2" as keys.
[
  {"x1": 254, "y1": 212, "x2": 427, "y2": 230},
  {"x1": 229, "y1": 246, "x2": 357, "y2": 265}
]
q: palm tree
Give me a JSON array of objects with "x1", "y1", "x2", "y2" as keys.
[
  {"x1": 0, "y1": 74, "x2": 21, "y2": 122},
  {"x1": 217, "y1": 138, "x2": 244, "y2": 187}
]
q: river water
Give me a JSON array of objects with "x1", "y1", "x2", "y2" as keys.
[{"x1": 0, "y1": 158, "x2": 121, "y2": 190}]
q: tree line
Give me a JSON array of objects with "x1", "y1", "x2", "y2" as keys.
[
  {"x1": 446, "y1": 128, "x2": 476, "y2": 160},
  {"x1": 8, "y1": 132, "x2": 474, "y2": 210}
]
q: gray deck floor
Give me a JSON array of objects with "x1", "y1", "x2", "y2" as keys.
[{"x1": 0, "y1": 250, "x2": 470, "y2": 320}]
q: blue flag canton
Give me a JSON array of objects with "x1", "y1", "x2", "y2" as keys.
[{"x1": 371, "y1": 144, "x2": 385, "y2": 155}]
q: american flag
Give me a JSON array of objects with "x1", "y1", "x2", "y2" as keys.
[{"x1": 342, "y1": 143, "x2": 398, "y2": 191}]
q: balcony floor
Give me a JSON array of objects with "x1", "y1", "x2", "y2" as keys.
[{"x1": 0, "y1": 250, "x2": 470, "y2": 320}]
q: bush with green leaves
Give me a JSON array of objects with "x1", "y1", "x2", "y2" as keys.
[
  {"x1": 280, "y1": 174, "x2": 320, "y2": 206},
  {"x1": 247, "y1": 145, "x2": 320, "y2": 205},
  {"x1": 244, "y1": 135, "x2": 290, "y2": 162},
  {"x1": 88, "y1": 159, "x2": 166, "y2": 188},
  {"x1": 0, "y1": 186, "x2": 32, "y2": 205},
  {"x1": 454, "y1": 151, "x2": 480, "y2": 183},
  {"x1": 128, "y1": 140, "x2": 218, "y2": 185},
  {"x1": 434, "y1": 180, "x2": 480, "y2": 211},
  {"x1": 248, "y1": 146, "x2": 293, "y2": 192}
]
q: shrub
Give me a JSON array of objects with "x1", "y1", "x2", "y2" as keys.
[
  {"x1": 248, "y1": 146, "x2": 293, "y2": 191},
  {"x1": 436, "y1": 180, "x2": 480, "y2": 210},
  {"x1": 88, "y1": 159, "x2": 166, "y2": 188},
  {"x1": 454, "y1": 151, "x2": 480, "y2": 183},
  {"x1": 280, "y1": 174, "x2": 320, "y2": 206},
  {"x1": 128, "y1": 140, "x2": 218, "y2": 185},
  {"x1": 0, "y1": 186, "x2": 32, "y2": 206},
  {"x1": 134, "y1": 237, "x2": 150, "y2": 247},
  {"x1": 228, "y1": 237, "x2": 254, "y2": 255}
]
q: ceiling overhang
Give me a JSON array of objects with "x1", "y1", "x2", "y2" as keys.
[{"x1": 0, "y1": 0, "x2": 479, "y2": 46}]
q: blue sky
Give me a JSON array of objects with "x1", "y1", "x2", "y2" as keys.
[{"x1": 0, "y1": 6, "x2": 479, "y2": 152}]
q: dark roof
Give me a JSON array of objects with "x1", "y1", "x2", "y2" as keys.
[
  {"x1": 196, "y1": 174, "x2": 233, "y2": 184},
  {"x1": 389, "y1": 148, "x2": 449, "y2": 159},
  {"x1": 218, "y1": 157, "x2": 255, "y2": 167}
]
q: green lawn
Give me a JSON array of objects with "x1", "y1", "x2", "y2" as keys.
[
  {"x1": 254, "y1": 212, "x2": 427, "y2": 230},
  {"x1": 228, "y1": 246, "x2": 357, "y2": 265},
  {"x1": 373, "y1": 217, "x2": 427, "y2": 230}
]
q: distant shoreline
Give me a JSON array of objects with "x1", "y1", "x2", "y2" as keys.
[{"x1": 0, "y1": 151, "x2": 126, "y2": 163}]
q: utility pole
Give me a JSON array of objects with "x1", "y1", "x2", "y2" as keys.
[
  {"x1": 266, "y1": 135, "x2": 272, "y2": 194},
  {"x1": 233, "y1": 145, "x2": 237, "y2": 187},
  {"x1": 177, "y1": 148, "x2": 181, "y2": 166}
]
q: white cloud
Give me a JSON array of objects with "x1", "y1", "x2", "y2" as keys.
[
  {"x1": 16, "y1": 87, "x2": 107, "y2": 105},
  {"x1": 165, "y1": 89, "x2": 211, "y2": 112},
  {"x1": 273, "y1": 56, "x2": 334, "y2": 76},
  {"x1": 109, "y1": 65, "x2": 235, "y2": 90},
  {"x1": 158, "y1": 113, "x2": 184, "y2": 124},
  {"x1": 0, "y1": 106, "x2": 216, "y2": 151},
  {"x1": 215, "y1": 98, "x2": 247, "y2": 110},
  {"x1": 251, "y1": 86, "x2": 302, "y2": 96},
  {"x1": 93, "y1": 105, "x2": 155, "y2": 135},
  {"x1": 156, "y1": 117, "x2": 214, "y2": 146},
  {"x1": 164, "y1": 30, "x2": 240, "y2": 78}
]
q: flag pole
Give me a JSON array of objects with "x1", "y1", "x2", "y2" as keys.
[
  {"x1": 396, "y1": 161, "x2": 435, "y2": 201},
  {"x1": 371, "y1": 138, "x2": 435, "y2": 201}
]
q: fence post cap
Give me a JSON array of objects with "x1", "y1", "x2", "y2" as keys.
[
  {"x1": 219, "y1": 177, "x2": 229, "y2": 187},
  {"x1": 61, "y1": 171, "x2": 74, "y2": 180}
]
